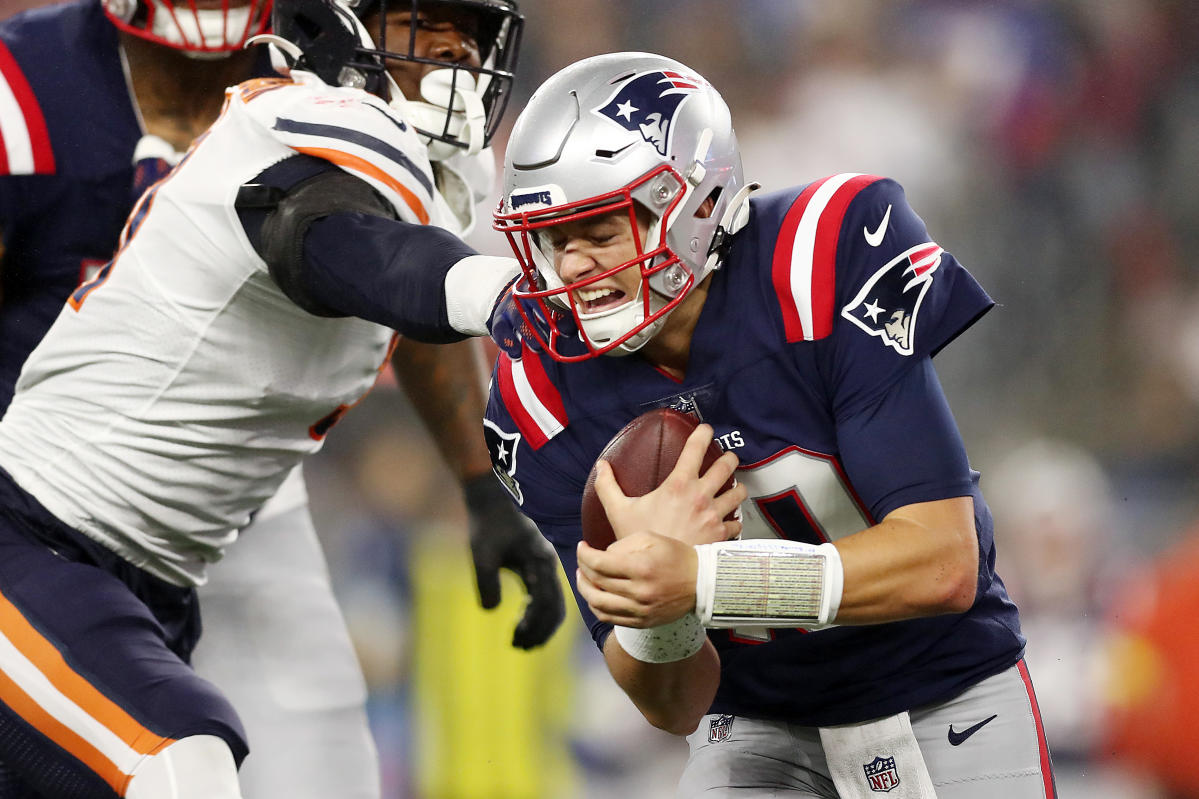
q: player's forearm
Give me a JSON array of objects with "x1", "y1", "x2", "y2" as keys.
[
  {"x1": 834, "y1": 495, "x2": 978, "y2": 623},
  {"x1": 603, "y1": 634, "x2": 720, "y2": 736},
  {"x1": 391, "y1": 337, "x2": 492, "y2": 481}
]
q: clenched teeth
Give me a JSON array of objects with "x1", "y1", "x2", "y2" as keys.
[{"x1": 577, "y1": 287, "x2": 618, "y2": 303}]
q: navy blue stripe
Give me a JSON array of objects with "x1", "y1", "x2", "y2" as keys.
[{"x1": 272, "y1": 117, "x2": 434, "y2": 195}]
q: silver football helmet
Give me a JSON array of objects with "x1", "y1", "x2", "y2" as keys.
[{"x1": 493, "y1": 52, "x2": 754, "y2": 361}]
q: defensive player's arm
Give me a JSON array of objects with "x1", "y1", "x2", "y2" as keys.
[
  {"x1": 391, "y1": 338, "x2": 491, "y2": 481},
  {"x1": 237, "y1": 160, "x2": 516, "y2": 342},
  {"x1": 391, "y1": 337, "x2": 565, "y2": 649}
]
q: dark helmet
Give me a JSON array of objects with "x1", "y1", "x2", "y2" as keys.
[{"x1": 269, "y1": 0, "x2": 522, "y2": 157}]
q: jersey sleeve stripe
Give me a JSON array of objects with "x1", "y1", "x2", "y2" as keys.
[
  {"x1": 0, "y1": 589, "x2": 175, "y2": 794},
  {"x1": 772, "y1": 173, "x2": 883, "y2": 342},
  {"x1": 771, "y1": 178, "x2": 828, "y2": 342},
  {"x1": 496, "y1": 348, "x2": 566, "y2": 449},
  {"x1": 292, "y1": 145, "x2": 430, "y2": 225},
  {"x1": 272, "y1": 117, "x2": 433, "y2": 195},
  {"x1": 0, "y1": 41, "x2": 55, "y2": 176}
]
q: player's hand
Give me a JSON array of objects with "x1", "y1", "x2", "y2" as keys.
[
  {"x1": 594, "y1": 423, "x2": 745, "y2": 546},
  {"x1": 487, "y1": 281, "x2": 573, "y2": 359},
  {"x1": 576, "y1": 533, "x2": 699, "y2": 628},
  {"x1": 463, "y1": 473, "x2": 565, "y2": 649}
]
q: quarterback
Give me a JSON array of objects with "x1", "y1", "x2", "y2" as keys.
[
  {"x1": 0, "y1": 0, "x2": 560, "y2": 797},
  {"x1": 486, "y1": 53, "x2": 1057, "y2": 798}
]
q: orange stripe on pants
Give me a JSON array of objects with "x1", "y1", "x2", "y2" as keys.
[{"x1": 0, "y1": 587, "x2": 174, "y2": 793}]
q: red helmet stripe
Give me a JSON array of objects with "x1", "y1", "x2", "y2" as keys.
[
  {"x1": 496, "y1": 345, "x2": 567, "y2": 450},
  {"x1": 0, "y1": 41, "x2": 55, "y2": 175},
  {"x1": 772, "y1": 173, "x2": 883, "y2": 342}
]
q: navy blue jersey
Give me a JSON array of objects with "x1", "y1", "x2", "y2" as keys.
[
  {"x1": 485, "y1": 175, "x2": 1024, "y2": 726},
  {"x1": 0, "y1": 0, "x2": 143, "y2": 410},
  {"x1": 0, "y1": 0, "x2": 272, "y2": 411}
]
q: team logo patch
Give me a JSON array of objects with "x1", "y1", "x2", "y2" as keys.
[
  {"x1": 841, "y1": 243, "x2": 944, "y2": 356},
  {"x1": 639, "y1": 384, "x2": 718, "y2": 422},
  {"x1": 707, "y1": 714, "x2": 735, "y2": 743},
  {"x1": 593, "y1": 70, "x2": 704, "y2": 156},
  {"x1": 483, "y1": 419, "x2": 523, "y2": 504},
  {"x1": 863, "y1": 755, "x2": 901, "y2": 793}
]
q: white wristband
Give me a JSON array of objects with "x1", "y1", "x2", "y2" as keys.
[
  {"x1": 613, "y1": 613, "x2": 707, "y2": 663},
  {"x1": 443, "y1": 255, "x2": 521, "y2": 335},
  {"x1": 694, "y1": 539, "x2": 843, "y2": 628}
]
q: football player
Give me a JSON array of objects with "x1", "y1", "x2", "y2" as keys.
[
  {"x1": 0, "y1": 0, "x2": 562, "y2": 796},
  {"x1": 485, "y1": 53, "x2": 1057, "y2": 798}
]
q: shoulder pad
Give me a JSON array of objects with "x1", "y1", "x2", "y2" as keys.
[{"x1": 233, "y1": 73, "x2": 436, "y2": 226}]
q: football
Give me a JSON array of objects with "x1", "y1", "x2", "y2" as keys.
[{"x1": 580, "y1": 408, "x2": 732, "y2": 550}]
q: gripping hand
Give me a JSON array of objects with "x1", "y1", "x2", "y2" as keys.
[{"x1": 463, "y1": 474, "x2": 565, "y2": 649}]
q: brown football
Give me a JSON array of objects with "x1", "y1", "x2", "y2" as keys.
[{"x1": 580, "y1": 408, "x2": 732, "y2": 550}]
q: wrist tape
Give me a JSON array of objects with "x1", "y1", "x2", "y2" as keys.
[
  {"x1": 613, "y1": 613, "x2": 707, "y2": 663},
  {"x1": 694, "y1": 539, "x2": 843, "y2": 628}
]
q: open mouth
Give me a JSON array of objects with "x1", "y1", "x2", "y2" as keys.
[{"x1": 575, "y1": 286, "x2": 628, "y2": 314}]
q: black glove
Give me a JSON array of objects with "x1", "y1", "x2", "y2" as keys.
[{"x1": 463, "y1": 473, "x2": 565, "y2": 649}]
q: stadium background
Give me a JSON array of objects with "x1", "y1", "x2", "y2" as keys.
[{"x1": 2, "y1": 0, "x2": 1198, "y2": 796}]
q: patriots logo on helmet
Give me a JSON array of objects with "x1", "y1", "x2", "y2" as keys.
[
  {"x1": 840, "y1": 243, "x2": 944, "y2": 356},
  {"x1": 483, "y1": 419, "x2": 523, "y2": 503},
  {"x1": 593, "y1": 70, "x2": 703, "y2": 156}
]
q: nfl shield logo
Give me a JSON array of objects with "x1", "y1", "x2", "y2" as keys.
[
  {"x1": 863, "y1": 755, "x2": 901, "y2": 793},
  {"x1": 707, "y1": 714, "x2": 735, "y2": 743}
]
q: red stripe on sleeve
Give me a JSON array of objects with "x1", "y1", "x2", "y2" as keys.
[
  {"x1": 495, "y1": 352, "x2": 549, "y2": 450},
  {"x1": 809, "y1": 175, "x2": 882, "y2": 338},
  {"x1": 770, "y1": 178, "x2": 827, "y2": 342},
  {"x1": 517, "y1": 343, "x2": 567, "y2": 429},
  {"x1": 0, "y1": 41, "x2": 55, "y2": 175}
]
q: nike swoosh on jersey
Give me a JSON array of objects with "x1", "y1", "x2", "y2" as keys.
[
  {"x1": 863, "y1": 203, "x2": 892, "y2": 247},
  {"x1": 947, "y1": 714, "x2": 997, "y2": 746}
]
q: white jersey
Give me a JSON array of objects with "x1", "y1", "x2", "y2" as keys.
[{"x1": 0, "y1": 71, "x2": 459, "y2": 587}]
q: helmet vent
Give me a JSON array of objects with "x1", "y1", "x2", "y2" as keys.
[{"x1": 594, "y1": 142, "x2": 634, "y2": 160}]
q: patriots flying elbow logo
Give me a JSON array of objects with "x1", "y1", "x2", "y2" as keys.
[
  {"x1": 484, "y1": 419, "x2": 524, "y2": 504},
  {"x1": 594, "y1": 70, "x2": 703, "y2": 155},
  {"x1": 841, "y1": 243, "x2": 944, "y2": 355}
]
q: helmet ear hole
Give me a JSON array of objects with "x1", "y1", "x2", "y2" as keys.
[{"x1": 695, "y1": 187, "x2": 721, "y2": 219}]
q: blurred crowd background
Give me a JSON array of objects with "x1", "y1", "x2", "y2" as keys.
[{"x1": 4, "y1": 0, "x2": 1198, "y2": 796}]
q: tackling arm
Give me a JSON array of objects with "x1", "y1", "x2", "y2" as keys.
[
  {"x1": 392, "y1": 337, "x2": 565, "y2": 649},
  {"x1": 237, "y1": 161, "x2": 518, "y2": 342}
]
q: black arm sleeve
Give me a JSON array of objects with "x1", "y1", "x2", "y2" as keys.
[
  {"x1": 236, "y1": 154, "x2": 478, "y2": 342},
  {"x1": 302, "y1": 212, "x2": 477, "y2": 343}
]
